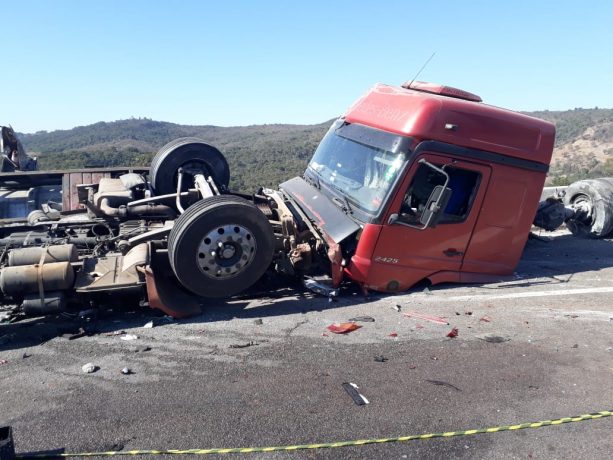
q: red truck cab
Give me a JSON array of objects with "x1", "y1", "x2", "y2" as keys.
[{"x1": 283, "y1": 82, "x2": 556, "y2": 292}]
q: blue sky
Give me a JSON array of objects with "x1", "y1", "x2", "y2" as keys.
[{"x1": 2, "y1": 0, "x2": 612, "y2": 133}]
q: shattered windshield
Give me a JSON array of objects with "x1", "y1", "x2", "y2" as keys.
[{"x1": 308, "y1": 124, "x2": 406, "y2": 214}]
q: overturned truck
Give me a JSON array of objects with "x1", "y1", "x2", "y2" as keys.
[{"x1": 1, "y1": 82, "x2": 612, "y2": 319}]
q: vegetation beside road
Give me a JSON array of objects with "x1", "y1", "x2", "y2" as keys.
[{"x1": 17, "y1": 107, "x2": 613, "y2": 191}]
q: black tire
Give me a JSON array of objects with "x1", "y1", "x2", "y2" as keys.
[
  {"x1": 168, "y1": 195, "x2": 274, "y2": 298},
  {"x1": 150, "y1": 138, "x2": 230, "y2": 196},
  {"x1": 564, "y1": 178, "x2": 613, "y2": 238}
]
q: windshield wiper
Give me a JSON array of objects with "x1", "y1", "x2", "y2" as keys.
[
  {"x1": 331, "y1": 193, "x2": 353, "y2": 215},
  {"x1": 305, "y1": 169, "x2": 321, "y2": 189}
]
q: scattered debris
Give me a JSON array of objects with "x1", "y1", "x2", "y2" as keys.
[
  {"x1": 303, "y1": 278, "x2": 339, "y2": 297},
  {"x1": 373, "y1": 355, "x2": 388, "y2": 363},
  {"x1": 322, "y1": 333, "x2": 329, "y2": 337},
  {"x1": 61, "y1": 326, "x2": 98, "y2": 340},
  {"x1": 446, "y1": 327, "x2": 459, "y2": 338},
  {"x1": 389, "y1": 332, "x2": 398, "y2": 338},
  {"x1": 105, "y1": 330, "x2": 126, "y2": 336},
  {"x1": 342, "y1": 382, "x2": 369, "y2": 405},
  {"x1": 426, "y1": 380, "x2": 461, "y2": 391},
  {"x1": 564, "y1": 314, "x2": 579, "y2": 319},
  {"x1": 134, "y1": 346, "x2": 151, "y2": 353},
  {"x1": 477, "y1": 334, "x2": 510, "y2": 343},
  {"x1": 65, "y1": 327, "x2": 88, "y2": 340},
  {"x1": 455, "y1": 312, "x2": 461, "y2": 316},
  {"x1": 422, "y1": 286, "x2": 433, "y2": 295},
  {"x1": 229, "y1": 341, "x2": 258, "y2": 349},
  {"x1": 348, "y1": 316, "x2": 375, "y2": 323},
  {"x1": 82, "y1": 363, "x2": 98, "y2": 373},
  {"x1": 143, "y1": 321, "x2": 154, "y2": 329},
  {"x1": 120, "y1": 334, "x2": 139, "y2": 341},
  {"x1": 254, "y1": 318, "x2": 263, "y2": 326},
  {"x1": 465, "y1": 311, "x2": 473, "y2": 316},
  {"x1": 121, "y1": 367, "x2": 132, "y2": 375},
  {"x1": 414, "y1": 324, "x2": 424, "y2": 330},
  {"x1": 572, "y1": 344, "x2": 579, "y2": 348},
  {"x1": 22, "y1": 352, "x2": 31, "y2": 359},
  {"x1": 327, "y1": 322, "x2": 361, "y2": 334},
  {"x1": 392, "y1": 304, "x2": 401, "y2": 312},
  {"x1": 408, "y1": 365, "x2": 417, "y2": 370},
  {"x1": 403, "y1": 311, "x2": 449, "y2": 325},
  {"x1": 479, "y1": 315, "x2": 492, "y2": 323},
  {"x1": 0, "y1": 359, "x2": 8, "y2": 366}
]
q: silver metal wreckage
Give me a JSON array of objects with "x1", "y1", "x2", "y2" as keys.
[{"x1": 0, "y1": 137, "x2": 343, "y2": 319}]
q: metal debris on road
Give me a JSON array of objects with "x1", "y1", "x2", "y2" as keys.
[
  {"x1": 374, "y1": 355, "x2": 388, "y2": 363},
  {"x1": 403, "y1": 311, "x2": 449, "y2": 325},
  {"x1": 342, "y1": 382, "x2": 369, "y2": 406},
  {"x1": 327, "y1": 322, "x2": 361, "y2": 334},
  {"x1": 392, "y1": 304, "x2": 401, "y2": 312},
  {"x1": 82, "y1": 363, "x2": 97, "y2": 373},
  {"x1": 348, "y1": 316, "x2": 375, "y2": 323},
  {"x1": 229, "y1": 341, "x2": 259, "y2": 349},
  {"x1": 121, "y1": 367, "x2": 132, "y2": 375},
  {"x1": 426, "y1": 380, "x2": 461, "y2": 391},
  {"x1": 303, "y1": 278, "x2": 339, "y2": 297},
  {"x1": 105, "y1": 330, "x2": 126, "y2": 336},
  {"x1": 447, "y1": 327, "x2": 459, "y2": 338},
  {"x1": 120, "y1": 334, "x2": 139, "y2": 341},
  {"x1": 477, "y1": 334, "x2": 510, "y2": 343}
]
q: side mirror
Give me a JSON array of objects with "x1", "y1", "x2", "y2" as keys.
[{"x1": 420, "y1": 185, "x2": 452, "y2": 228}]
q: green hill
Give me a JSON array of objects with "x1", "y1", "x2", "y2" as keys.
[
  {"x1": 21, "y1": 119, "x2": 331, "y2": 192},
  {"x1": 17, "y1": 107, "x2": 613, "y2": 191}
]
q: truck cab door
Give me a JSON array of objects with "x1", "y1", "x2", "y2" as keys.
[{"x1": 365, "y1": 153, "x2": 491, "y2": 291}]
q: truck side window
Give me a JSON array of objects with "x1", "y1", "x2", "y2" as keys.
[{"x1": 399, "y1": 163, "x2": 480, "y2": 224}]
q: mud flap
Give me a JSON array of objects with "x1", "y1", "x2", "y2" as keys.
[{"x1": 144, "y1": 246, "x2": 202, "y2": 318}]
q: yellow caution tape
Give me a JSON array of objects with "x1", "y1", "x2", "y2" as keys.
[{"x1": 17, "y1": 410, "x2": 612, "y2": 458}]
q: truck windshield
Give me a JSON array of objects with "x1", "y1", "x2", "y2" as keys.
[{"x1": 308, "y1": 124, "x2": 406, "y2": 214}]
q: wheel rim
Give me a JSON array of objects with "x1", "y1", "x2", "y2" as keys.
[
  {"x1": 196, "y1": 224, "x2": 257, "y2": 279},
  {"x1": 571, "y1": 193, "x2": 594, "y2": 226}
]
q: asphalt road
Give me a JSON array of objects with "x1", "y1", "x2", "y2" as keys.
[{"x1": 1, "y1": 230, "x2": 612, "y2": 459}]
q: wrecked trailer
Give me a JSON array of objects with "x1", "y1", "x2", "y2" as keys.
[{"x1": 1, "y1": 82, "x2": 613, "y2": 321}]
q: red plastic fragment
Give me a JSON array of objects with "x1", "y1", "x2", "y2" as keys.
[
  {"x1": 389, "y1": 332, "x2": 398, "y2": 337},
  {"x1": 446, "y1": 327, "x2": 459, "y2": 338},
  {"x1": 327, "y1": 322, "x2": 362, "y2": 334}
]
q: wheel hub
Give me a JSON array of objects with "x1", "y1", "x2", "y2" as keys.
[{"x1": 196, "y1": 224, "x2": 257, "y2": 279}]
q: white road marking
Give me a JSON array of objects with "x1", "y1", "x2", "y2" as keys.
[{"x1": 410, "y1": 287, "x2": 613, "y2": 302}]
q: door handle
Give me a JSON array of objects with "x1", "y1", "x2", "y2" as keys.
[{"x1": 443, "y1": 248, "x2": 464, "y2": 257}]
